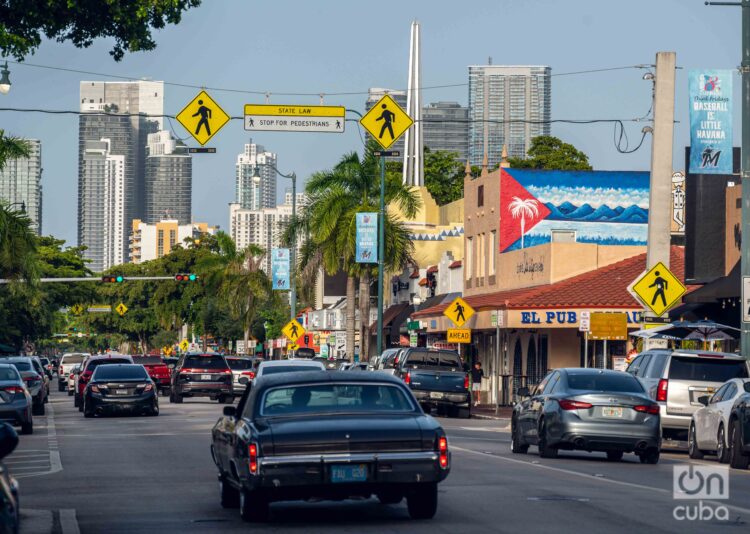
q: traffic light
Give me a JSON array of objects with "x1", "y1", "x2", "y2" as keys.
[
  {"x1": 102, "y1": 275, "x2": 124, "y2": 283},
  {"x1": 174, "y1": 273, "x2": 198, "y2": 282}
]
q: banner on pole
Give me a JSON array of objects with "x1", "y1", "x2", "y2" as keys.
[
  {"x1": 355, "y1": 212, "x2": 378, "y2": 263},
  {"x1": 688, "y1": 69, "x2": 733, "y2": 174},
  {"x1": 271, "y1": 248, "x2": 290, "y2": 290}
]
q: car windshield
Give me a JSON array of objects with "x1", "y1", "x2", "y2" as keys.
[
  {"x1": 226, "y1": 359, "x2": 254, "y2": 370},
  {"x1": 62, "y1": 355, "x2": 85, "y2": 364},
  {"x1": 0, "y1": 368, "x2": 20, "y2": 381},
  {"x1": 9, "y1": 361, "x2": 31, "y2": 372},
  {"x1": 567, "y1": 373, "x2": 645, "y2": 393},
  {"x1": 133, "y1": 357, "x2": 162, "y2": 365},
  {"x1": 260, "y1": 383, "x2": 414, "y2": 416},
  {"x1": 262, "y1": 365, "x2": 321, "y2": 375},
  {"x1": 184, "y1": 355, "x2": 227, "y2": 369},
  {"x1": 87, "y1": 358, "x2": 131, "y2": 371},
  {"x1": 668, "y1": 356, "x2": 749, "y2": 382},
  {"x1": 93, "y1": 365, "x2": 148, "y2": 381}
]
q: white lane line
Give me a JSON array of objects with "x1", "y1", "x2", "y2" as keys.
[
  {"x1": 451, "y1": 445, "x2": 750, "y2": 516},
  {"x1": 15, "y1": 402, "x2": 62, "y2": 479},
  {"x1": 5, "y1": 459, "x2": 50, "y2": 465},
  {"x1": 458, "y1": 427, "x2": 508, "y2": 432}
]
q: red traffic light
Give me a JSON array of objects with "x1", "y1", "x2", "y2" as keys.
[
  {"x1": 174, "y1": 274, "x2": 198, "y2": 282},
  {"x1": 102, "y1": 275, "x2": 124, "y2": 283}
]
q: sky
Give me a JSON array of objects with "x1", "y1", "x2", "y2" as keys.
[{"x1": 0, "y1": 0, "x2": 742, "y2": 245}]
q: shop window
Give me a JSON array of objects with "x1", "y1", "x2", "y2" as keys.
[
  {"x1": 512, "y1": 339, "x2": 523, "y2": 395},
  {"x1": 489, "y1": 231, "x2": 496, "y2": 275},
  {"x1": 466, "y1": 237, "x2": 473, "y2": 280},
  {"x1": 526, "y1": 336, "x2": 538, "y2": 387},
  {"x1": 539, "y1": 335, "x2": 548, "y2": 377}
]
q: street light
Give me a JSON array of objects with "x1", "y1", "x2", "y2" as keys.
[
  {"x1": 252, "y1": 164, "x2": 298, "y2": 322},
  {"x1": 0, "y1": 62, "x2": 11, "y2": 95}
]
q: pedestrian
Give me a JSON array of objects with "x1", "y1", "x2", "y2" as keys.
[{"x1": 471, "y1": 362, "x2": 484, "y2": 407}]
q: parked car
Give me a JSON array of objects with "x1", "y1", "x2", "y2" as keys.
[
  {"x1": 74, "y1": 354, "x2": 134, "y2": 411},
  {"x1": 689, "y1": 378, "x2": 750, "y2": 462},
  {"x1": 163, "y1": 357, "x2": 179, "y2": 370},
  {"x1": 27, "y1": 357, "x2": 50, "y2": 406},
  {"x1": 39, "y1": 357, "x2": 54, "y2": 379},
  {"x1": 727, "y1": 382, "x2": 750, "y2": 469},
  {"x1": 294, "y1": 348, "x2": 315, "y2": 359},
  {"x1": 170, "y1": 353, "x2": 233, "y2": 404},
  {"x1": 255, "y1": 359, "x2": 325, "y2": 379},
  {"x1": 373, "y1": 348, "x2": 402, "y2": 375},
  {"x1": 0, "y1": 364, "x2": 33, "y2": 434},
  {"x1": 627, "y1": 349, "x2": 750, "y2": 440},
  {"x1": 211, "y1": 371, "x2": 450, "y2": 522},
  {"x1": 132, "y1": 356, "x2": 171, "y2": 396},
  {"x1": 1, "y1": 357, "x2": 47, "y2": 416},
  {"x1": 394, "y1": 348, "x2": 470, "y2": 418},
  {"x1": 67, "y1": 365, "x2": 80, "y2": 396},
  {"x1": 0, "y1": 423, "x2": 20, "y2": 533},
  {"x1": 57, "y1": 353, "x2": 88, "y2": 392},
  {"x1": 82, "y1": 364, "x2": 159, "y2": 417},
  {"x1": 341, "y1": 362, "x2": 369, "y2": 371},
  {"x1": 512, "y1": 368, "x2": 661, "y2": 463},
  {"x1": 225, "y1": 357, "x2": 261, "y2": 395}
]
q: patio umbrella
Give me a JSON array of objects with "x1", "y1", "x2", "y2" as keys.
[{"x1": 629, "y1": 320, "x2": 739, "y2": 342}]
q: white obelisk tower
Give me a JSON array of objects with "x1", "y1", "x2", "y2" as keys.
[{"x1": 403, "y1": 20, "x2": 423, "y2": 186}]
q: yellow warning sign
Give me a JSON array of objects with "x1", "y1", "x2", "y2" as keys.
[
  {"x1": 629, "y1": 261, "x2": 686, "y2": 317},
  {"x1": 70, "y1": 304, "x2": 84, "y2": 316},
  {"x1": 443, "y1": 297, "x2": 475, "y2": 327},
  {"x1": 359, "y1": 94, "x2": 413, "y2": 149},
  {"x1": 179, "y1": 339, "x2": 189, "y2": 352},
  {"x1": 176, "y1": 90, "x2": 230, "y2": 146},
  {"x1": 447, "y1": 329, "x2": 471, "y2": 344},
  {"x1": 115, "y1": 302, "x2": 128, "y2": 317},
  {"x1": 288, "y1": 342, "x2": 299, "y2": 351},
  {"x1": 282, "y1": 319, "x2": 305, "y2": 343}
]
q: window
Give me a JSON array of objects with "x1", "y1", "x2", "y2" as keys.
[
  {"x1": 626, "y1": 354, "x2": 644, "y2": 375},
  {"x1": 93, "y1": 365, "x2": 148, "y2": 381},
  {"x1": 9, "y1": 362, "x2": 31, "y2": 372},
  {"x1": 260, "y1": 384, "x2": 415, "y2": 416},
  {"x1": 668, "y1": 357, "x2": 749, "y2": 382},
  {"x1": 723, "y1": 383, "x2": 738, "y2": 401},
  {"x1": 478, "y1": 185, "x2": 484, "y2": 207},
  {"x1": 132, "y1": 356, "x2": 162, "y2": 365},
  {"x1": 542, "y1": 372, "x2": 560, "y2": 394},
  {"x1": 86, "y1": 358, "x2": 131, "y2": 372},
  {"x1": 710, "y1": 383, "x2": 729, "y2": 404},
  {"x1": 645, "y1": 354, "x2": 668, "y2": 378},
  {"x1": 0, "y1": 367, "x2": 20, "y2": 381},
  {"x1": 635, "y1": 354, "x2": 652, "y2": 377},
  {"x1": 489, "y1": 231, "x2": 496, "y2": 275},
  {"x1": 567, "y1": 372, "x2": 645, "y2": 393},
  {"x1": 226, "y1": 359, "x2": 255, "y2": 370},
  {"x1": 534, "y1": 372, "x2": 554, "y2": 395},
  {"x1": 183, "y1": 355, "x2": 229, "y2": 370},
  {"x1": 261, "y1": 365, "x2": 321, "y2": 375},
  {"x1": 466, "y1": 237, "x2": 473, "y2": 279}
]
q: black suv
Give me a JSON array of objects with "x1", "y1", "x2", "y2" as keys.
[{"x1": 170, "y1": 353, "x2": 233, "y2": 404}]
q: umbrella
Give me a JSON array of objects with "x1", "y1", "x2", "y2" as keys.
[{"x1": 630, "y1": 320, "x2": 740, "y2": 342}]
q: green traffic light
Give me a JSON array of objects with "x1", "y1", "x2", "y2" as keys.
[
  {"x1": 189, "y1": 274, "x2": 197, "y2": 281},
  {"x1": 116, "y1": 275, "x2": 124, "y2": 283}
]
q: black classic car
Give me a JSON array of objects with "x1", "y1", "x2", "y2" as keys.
[
  {"x1": 211, "y1": 371, "x2": 451, "y2": 522},
  {"x1": 728, "y1": 381, "x2": 750, "y2": 469}
]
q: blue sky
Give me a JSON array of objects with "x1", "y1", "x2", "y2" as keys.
[{"x1": 0, "y1": 0, "x2": 741, "y2": 244}]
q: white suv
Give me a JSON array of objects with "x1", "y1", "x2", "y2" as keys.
[{"x1": 58, "y1": 353, "x2": 88, "y2": 391}]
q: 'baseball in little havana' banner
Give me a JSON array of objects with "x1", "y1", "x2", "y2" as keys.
[{"x1": 688, "y1": 69, "x2": 733, "y2": 175}]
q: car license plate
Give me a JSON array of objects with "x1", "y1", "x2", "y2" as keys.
[
  {"x1": 430, "y1": 392, "x2": 443, "y2": 400},
  {"x1": 330, "y1": 464, "x2": 367, "y2": 483},
  {"x1": 201, "y1": 374, "x2": 212, "y2": 381},
  {"x1": 602, "y1": 407, "x2": 623, "y2": 418},
  {"x1": 116, "y1": 389, "x2": 128, "y2": 395}
]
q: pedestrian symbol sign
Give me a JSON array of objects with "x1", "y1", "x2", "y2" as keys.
[
  {"x1": 179, "y1": 339, "x2": 189, "y2": 352},
  {"x1": 70, "y1": 304, "x2": 84, "y2": 316},
  {"x1": 175, "y1": 90, "x2": 230, "y2": 146},
  {"x1": 115, "y1": 302, "x2": 128, "y2": 317},
  {"x1": 359, "y1": 94, "x2": 413, "y2": 149},
  {"x1": 282, "y1": 319, "x2": 305, "y2": 343},
  {"x1": 629, "y1": 261, "x2": 686, "y2": 316},
  {"x1": 443, "y1": 297, "x2": 475, "y2": 327}
]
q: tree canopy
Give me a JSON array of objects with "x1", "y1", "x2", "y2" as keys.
[{"x1": 507, "y1": 135, "x2": 593, "y2": 171}]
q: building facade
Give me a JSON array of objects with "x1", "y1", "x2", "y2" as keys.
[
  {"x1": 0, "y1": 139, "x2": 42, "y2": 234},
  {"x1": 422, "y1": 102, "x2": 469, "y2": 162},
  {"x1": 129, "y1": 219, "x2": 216, "y2": 263},
  {"x1": 468, "y1": 65, "x2": 551, "y2": 166},
  {"x1": 144, "y1": 131, "x2": 192, "y2": 224},
  {"x1": 235, "y1": 141, "x2": 277, "y2": 211}
]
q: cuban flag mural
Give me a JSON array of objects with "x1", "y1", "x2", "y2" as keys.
[{"x1": 499, "y1": 169, "x2": 650, "y2": 252}]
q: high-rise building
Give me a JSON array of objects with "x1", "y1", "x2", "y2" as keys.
[
  {"x1": 365, "y1": 88, "x2": 407, "y2": 159},
  {"x1": 0, "y1": 139, "x2": 42, "y2": 234},
  {"x1": 468, "y1": 65, "x2": 551, "y2": 166},
  {"x1": 144, "y1": 130, "x2": 192, "y2": 224},
  {"x1": 129, "y1": 219, "x2": 216, "y2": 263},
  {"x1": 422, "y1": 102, "x2": 469, "y2": 162},
  {"x1": 235, "y1": 140, "x2": 277, "y2": 210},
  {"x1": 78, "y1": 80, "x2": 163, "y2": 271}
]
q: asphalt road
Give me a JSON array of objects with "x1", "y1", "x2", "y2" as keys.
[{"x1": 9, "y1": 388, "x2": 750, "y2": 533}]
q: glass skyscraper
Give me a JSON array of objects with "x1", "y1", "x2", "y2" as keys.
[
  {"x1": 0, "y1": 139, "x2": 42, "y2": 234},
  {"x1": 422, "y1": 102, "x2": 469, "y2": 162}
]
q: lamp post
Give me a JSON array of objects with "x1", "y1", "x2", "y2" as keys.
[
  {"x1": 0, "y1": 62, "x2": 11, "y2": 95},
  {"x1": 252, "y1": 164, "x2": 298, "y2": 321}
]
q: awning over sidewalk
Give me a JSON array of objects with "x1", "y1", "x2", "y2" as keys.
[
  {"x1": 684, "y1": 261, "x2": 739, "y2": 303},
  {"x1": 369, "y1": 302, "x2": 411, "y2": 333}
]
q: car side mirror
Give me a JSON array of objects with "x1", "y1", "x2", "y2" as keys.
[
  {"x1": 238, "y1": 376, "x2": 249, "y2": 385},
  {"x1": 698, "y1": 395, "x2": 710, "y2": 406},
  {"x1": 222, "y1": 406, "x2": 236, "y2": 417},
  {"x1": 0, "y1": 423, "x2": 18, "y2": 460},
  {"x1": 517, "y1": 387, "x2": 530, "y2": 398}
]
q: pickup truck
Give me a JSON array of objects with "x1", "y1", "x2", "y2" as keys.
[{"x1": 395, "y1": 348, "x2": 471, "y2": 418}]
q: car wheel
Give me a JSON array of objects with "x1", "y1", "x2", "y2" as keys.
[
  {"x1": 239, "y1": 488, "x2": 269, "y2": 522},
  {"x1": 31, "y1": 402, "x2": 44, "y2": 416},
  {"x1": 83, "y1": 399, "x2": 95, "y2": 418},
  {"x1": 67, "y1": 389, "x2": 73, "y2": 396},
  {"x1": 639, "y1": 448, "x2": 660, "y2": 464},
  {"x1": 44, "y1": 393, "x2": 49, "y2": 403},
  {"x1": 510, "y1": 419, "x2": 529, "y2": 454},
  {"x1": 377, "y1": 492, "x2": 403, "y2": 505},
  {"x1": 406, "y1": 482, "x2": 438, "y2": 520},
  {"x1": 58, "y1": 382, "x2": 64, "y2": 392},
  {"x1": 729, "y1": 419, "x2": 750, "y2": 470},
  {"x1": 150, "y1": 403, "x2": 159, "y2": 416},
  {"x1": 717, "y1": 424, "x2": 731, "y2": 464},
  {"x1": 537, "y1": 420, "x2": 558, "y2": 459},
  {"x1": 688, "y1": 423, "x2": 704, "y2": 460},
  {"x1": 606, "y1": 451, "x2": 624, "y2": 462},
  {"x1": 20, "y1": 420, "x2": 33, "y2": 435},
  {"x1": 73, "y1": 394, "x2": 80, "y2": 408},
  {"x1": 220, "y1": 476, "x2": 240, "y2": 508}
]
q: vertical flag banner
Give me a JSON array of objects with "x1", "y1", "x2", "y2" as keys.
[
  {"x1": 689, "y1": 69, "x2": 733, "y2": 174},
  {"x1": 272, "y1": 248, "x2": 290, "y2": 290},
  {"x1": 355, "y1": 212, "x2": 378, "y2": 263}
]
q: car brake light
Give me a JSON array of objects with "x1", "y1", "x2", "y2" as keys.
[
  {"x1": 437, "y1": 436, "x2": 449, "y2": 469},
  {"x1": 248, "y1": 443, "x2": 258, "y2": 474},
  {"x1": 241, "y1": 371, "x2": 255, "y2": 379},
  {"x1": 3, "y1": 386, "x2": 23, "y2": 394},
  {"x1": 464, "y1": 374, "x2": 469, "y2": 389},
  {"x1": 559, "y1": 399, "x2": 593, "y2": 410},
  {"x1": 404, "y1": 372, "x2": 411, "y2": 385},
  {"x1": 656, "y1": 379, "x2": 668, "y2": 402},
  {"x1": 634, "y1": 405, "x2": 660, "y2": 415}
]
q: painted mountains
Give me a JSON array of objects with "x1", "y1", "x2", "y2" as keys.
[{"x1": 545, "y1": 202, "x2": 648, "y2": 223}]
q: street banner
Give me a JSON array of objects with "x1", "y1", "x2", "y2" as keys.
[
  {"x1": 688, "y1": 69, "x2": 733, "y2": 174},
  {"x1": 271, "y1": 248, "x2": 290, "y2": 290},
  {"x1": 355, "y1": 212, "x2": 378, "y2": 263}
]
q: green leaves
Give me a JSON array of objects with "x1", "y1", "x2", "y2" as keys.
[{"x1": 507, "y1": 135, "x2": 593, "y2": 171}]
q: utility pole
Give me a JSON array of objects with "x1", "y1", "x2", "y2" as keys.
[{"x1": 376, "y1": 155, "x2": 386, "y2": 359}]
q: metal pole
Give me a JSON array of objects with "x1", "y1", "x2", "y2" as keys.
[
  {"x1": 742, "y1": 0, "x2": 750, "y2": 356},
  {"x1": 495, "y1": 317, "x2": 500, "y2": 414},
  {"x1": 584, "y1": 332, "x2": 589, "y2": 368},
  {"x1": 290, "y1": 172, "x2": 297, "y2": 322},
  {"x1": 376, "y1": 155, "x2": 386, "y2": 358}
]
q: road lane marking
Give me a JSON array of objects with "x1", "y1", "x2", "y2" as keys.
[{"x1": 15, "y1": 401, "x2": 62, "y2": 479}]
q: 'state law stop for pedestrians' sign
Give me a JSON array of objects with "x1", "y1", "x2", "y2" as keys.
[
  {"x1": 244, "y1": 104, "x2": 345, "y2": 133},
  {"x1": 359, "y1": 94, "x2": 413, "y2": 149},
  {"x1": 176, "y1": 90, "x2": 230, "y2": 146},
  {"x1": 629, "y1": 261, "x2": 686, "y2": 317}
]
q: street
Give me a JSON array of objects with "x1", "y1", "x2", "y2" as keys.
[{"x1": 8, "y1": 389, "x2": 750, "y2": 533}]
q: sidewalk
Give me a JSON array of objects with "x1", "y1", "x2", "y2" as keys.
[{"x1": 471, "y1": 404, "x2": 513, "y2": 421}]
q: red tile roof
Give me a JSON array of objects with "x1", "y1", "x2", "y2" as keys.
[
  {"x1": 449, "y1": 260, "x2": 462, "y2": 269},
  {"x1": 409, "y1": 269, "x2": 420, "y2": 279},
  {"x1": 418, "y1": 277, "x2": 428, "y2": 287},
  {"x1": 427, "y1": 265, "x2": 438, "y2": 274},
  {"x1": 413, "y1": 247, "x2": 687, "y2": 318}
]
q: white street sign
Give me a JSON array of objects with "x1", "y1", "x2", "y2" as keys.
[
  {"x1": 579, "y1": 310, "x2": 591, "y2": 332},
  {"x1": 244, "y1": 104, "x2": 345, "y2": 133}
]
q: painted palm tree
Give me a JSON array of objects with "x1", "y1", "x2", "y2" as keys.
[{"x1": 508, "y1": 197, "x2": 540, "y2": 249}]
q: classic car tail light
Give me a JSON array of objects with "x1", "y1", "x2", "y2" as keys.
[
  {"x1": 404, "y1": 372, "x2": 411, "y2": 385},
  {"x1": 656, "y1": 379, "x2": 668, "y2": 402},
  {"x1": 248, "y1": 443, "x2": 259, "y2": 474},
  {"x1": 559, "y1": 399, "x2": 593, "y2": 410},
  {"x1": 437, "y1": 436, "x2": 449, "y2": 469},
  {"x1": 464, "y1": 374, "x2": 469, "y2": 389},
  {"x1": 634, "y1": 404, "x2": 660, "y2": 415}
]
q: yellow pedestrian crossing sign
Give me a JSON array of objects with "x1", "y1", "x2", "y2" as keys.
[
  {"x1": 70, "y1": 304, "x2": 84, "y2": 316},
  {"x1": 115, "y1": 302, "x2": 128, "y2": 316},
  {"x1": 179, "y1": 339, "x2": 189, "y2": 352},
  {"x1": 359, "y1": 94, "x2": 413, "y2": 149},
  {"x1": 288, "y1": 342, "x2": 299, "y2": 351},
  {"x1": 444, "y1": 297, "x2": 475, "y2": 327},
  {"x1": 629, "y1": 261, "x2": 686, "y2": 317},
  {"x1": 176, "y1": 90, "x2": 230, "y2": 146},
  {"x1": 282, "y1": 319, "x2": 305, "y2": 343}
]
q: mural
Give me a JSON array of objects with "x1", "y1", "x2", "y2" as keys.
[{"x1": 500, "y1": 169, "x2": 650, "y2": 252}]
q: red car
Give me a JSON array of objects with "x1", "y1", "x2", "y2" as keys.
[{"x1": 132, "y1": 356, "x2": 172, "y2": 395}]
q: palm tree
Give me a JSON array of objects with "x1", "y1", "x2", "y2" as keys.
[
  {"x1": 0, "y1": 131, "x2": 30, "y2": 171},
  {"x1": 508, "y1": 197, "x2": 540, "y2": 249},
  {"x1": 0, "y1": 201, "x2": 38, "y2": 282}
]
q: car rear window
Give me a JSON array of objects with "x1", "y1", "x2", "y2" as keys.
[
  {"x1": 87, "y1": 358, "x2": 131, "y2": 371},
  {"x1": 133, "y1": 357, "x2": 162, "y2": 365},
  {"x1": 62, "y1": 355, "x2": 85, "y2": 364},
  {"x1": 184, "y1": 355, "x2": 228, "y2": 370},
  {"x1": 94, "y1": 365, "x2": 148, "y2": 380},
  {"x1": 567, "y1": 373, "x2": 645, "y2": 393},
  {"x1": 9, "y1": 361, "x2": 31, "y2": 372},
  {"x1": 669, "y1": 356, "x2": 749, "y2": 382},
  {"x1": 226, "y1": 359, "x2": 254, "y2": 370},
  {"x1": 404, "y1": 351, "x2": 461, "y2": 370},
  {"x1": 262, "y1": 365, "x2": 322, "y2": 375},
  {"x1": 0, "y1": 368, "x2": 20, "y2": 381},
  {"x1": 260, "y1": 384, "x2": 414, "y2": 416}
]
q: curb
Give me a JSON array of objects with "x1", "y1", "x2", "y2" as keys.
[{"x1": 471, "y1": 414, "x2": 511, "y2": 423}]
